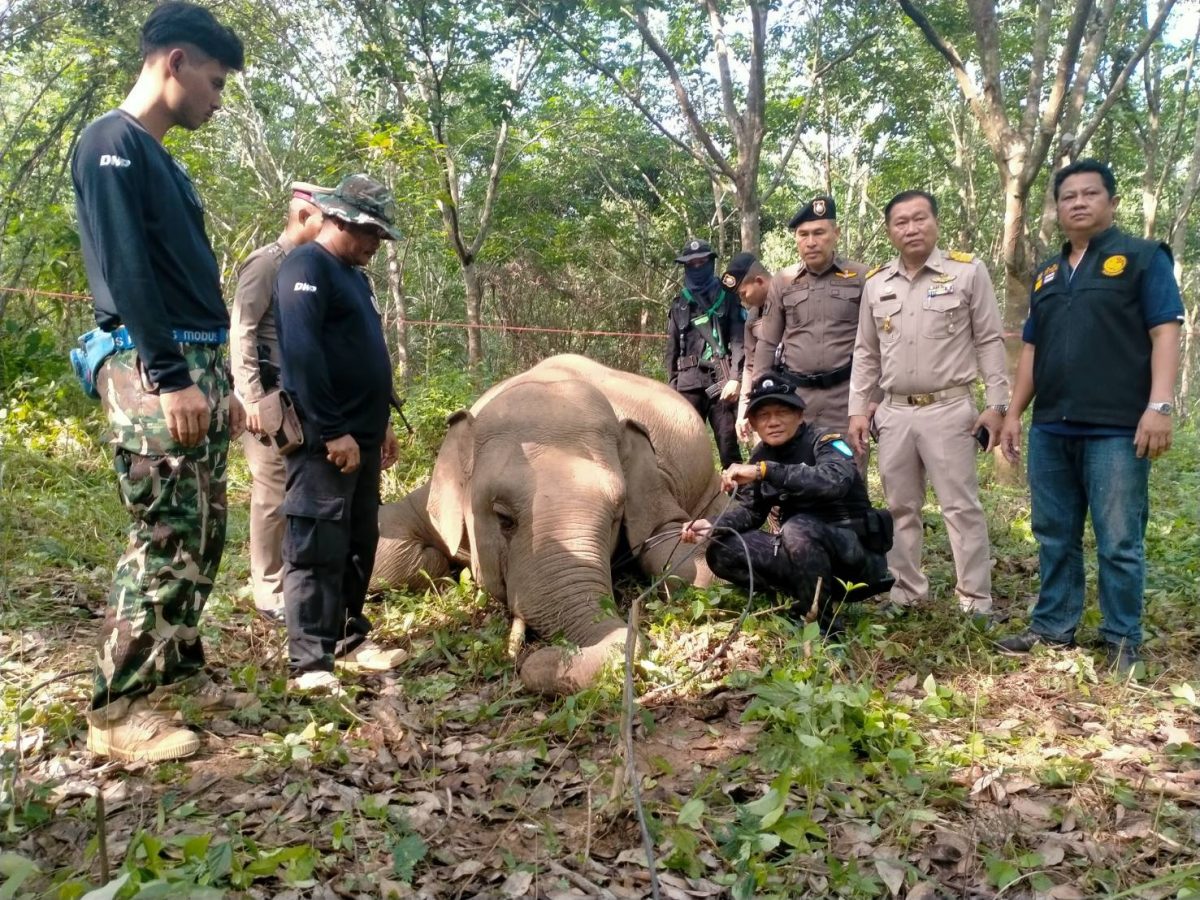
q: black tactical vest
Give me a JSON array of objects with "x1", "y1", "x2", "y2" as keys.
[{"x1": 1028, "y1": 226, "x2": 1168, "y2": 429}]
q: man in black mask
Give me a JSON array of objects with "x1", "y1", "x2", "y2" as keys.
[{"x1": 665, "y1": 238, "x2": 745, "y2": 467}]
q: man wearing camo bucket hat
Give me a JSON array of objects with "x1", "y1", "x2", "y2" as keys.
[{"x1": 274, "y1": 173, "x2": 406, "y2": 697}]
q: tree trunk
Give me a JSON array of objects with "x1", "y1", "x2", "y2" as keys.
[
  {"x1": 464, "y1": 261, "x2": 484, "y2": 372},
  {"x1": 385, "y1": 240, "x2": 409, "y2": 384},
  {"x1": 999, "y1": 178, "x2": 1030, "y2": 327}
]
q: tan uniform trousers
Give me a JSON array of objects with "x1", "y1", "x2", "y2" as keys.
[
  {"x1": 875, "y1": 393, "x2": 992, "y2": 612},
  {"x1": 242, "y1": 431, "x2": 286, "y2": 613}
]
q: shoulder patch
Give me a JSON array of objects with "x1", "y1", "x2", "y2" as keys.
[
  {"x1": 830, "y1": 440, "x2": 854, "y2": 458},
  {"x1": 818, "y1": 432, "x2": 843, "y2": 443},
  {"x1": 865, "y1": 265, "x2": 884, "y2": 279},
  {"x1": 948, "y1": 250, "x2": 975, "y2": 263}
]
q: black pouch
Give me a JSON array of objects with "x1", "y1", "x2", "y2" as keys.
[{"x1": 862, "y1": 508, "x2": 894, "y2": 554}]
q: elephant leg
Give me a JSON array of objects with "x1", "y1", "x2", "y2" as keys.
[
  {"x1": 371, "y1": 485, "x2": 455, "y2": 591},
  {"x1": 635, "y1": 528, "x2": 716, "y2": 587}
]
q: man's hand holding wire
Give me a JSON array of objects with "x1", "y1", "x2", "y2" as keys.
[{"x1": 680, "y1": 518, "x2": 712, "y2": 544}]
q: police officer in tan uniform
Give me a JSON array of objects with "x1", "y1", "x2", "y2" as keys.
[
  {"x1": 847, "y1": 190, "x2": 1009, "y2": 614},
  {"x1": 230, "y1": 182, "x2": 327, "y2": 621},
  {"x1": 753, "y1": 196, "x2": 868, "y2": 432},
  {"x1": 719, "y1": 253, "x2": 772, "y2": 441}
]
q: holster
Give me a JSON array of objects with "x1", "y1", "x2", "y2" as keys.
[
  {"x1": 861, "y1": 508, "x2": 895, "y2": 554},
  {"x1": 254, "y1": 389, "x2": 304, "y2": 455}
]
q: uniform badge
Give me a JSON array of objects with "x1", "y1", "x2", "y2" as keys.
[
  {"x1": 882, "y1": 315, "x2": 893, "y2": 333},
  {"x1": 812, "y1": 198, "x2": 827, "y2": 216},
  {"x1": 690, "y1": 240, "x2": 700, "y2": 251},
  {"x1": 932, "y1": 274, "x2": 955, "y2": 284},
  {"x1": 1102, "y1": 255, "x2": 1127, "y2": 276},
  {"x1": 721, "y1": 273, "x2": 737, "y2": 288},
  {"x1": 1034, "y1": 274, "x2": 1043, "y2": 291},
  {"x1": 830, "y1": 439, "x2": 854, "y2": 458},
  {"x1": 1038, "y1": 263, "x2": 1058, "y2": 288},
  {"x1": 834, "y1": 270, "x2": 858, "y2": 279},
  {"x1": 927, "y1": 284, "x2": 954, "y2": 297},
  {"x1": 948, "y1": 250, "x2": 975, "y2": 263}
]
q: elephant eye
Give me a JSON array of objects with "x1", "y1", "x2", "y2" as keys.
[{"x1": 493, "y1": 504, "x2": 516, "y2": 535}]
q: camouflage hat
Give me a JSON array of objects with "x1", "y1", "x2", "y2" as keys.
[{"x1": 311, "y1": 174, "x2": 401, "y2": 240}]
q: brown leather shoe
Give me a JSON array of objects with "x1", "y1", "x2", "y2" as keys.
[{"x1": 86, "y1": 700, "x2": 201, "y2": 762}]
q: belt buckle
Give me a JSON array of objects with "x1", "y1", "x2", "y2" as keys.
[{"x1": 909, "y1": 393, "x2": 934, "y2": 406}]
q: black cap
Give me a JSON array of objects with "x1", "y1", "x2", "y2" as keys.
[
  {"x1": 721, "y1": 252, "x2": 758, "y2": 289},
  {"x1": 745, "y1": 371, "x2": 807, "y2": 414},
  {"x1": 674, "y1": 238, "x2": 716, "y2": 264},
  {"x1": 787, "y1": 195, "x2": 837, "y2": 230}
]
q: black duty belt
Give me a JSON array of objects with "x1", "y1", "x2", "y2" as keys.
[
  {"x1": 792, "y1": 361, "x2": 852, "y2": 390},
  {"x1": 677, "y1": 354, "x2": 717, "y2": 371}
]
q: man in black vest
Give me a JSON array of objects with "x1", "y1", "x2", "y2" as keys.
[
  {"x1": 681, "y1": 371, "x2": 894, "y2": 634},
  {"x1": 665, "y1": 238, "x2": 745, "y2": 467},
  {"x1": 998, "y1": 159, "x2": 1184, "y2": 676}
]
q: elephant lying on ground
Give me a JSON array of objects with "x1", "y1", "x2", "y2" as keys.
[{"x1": 372, "y1": 354, "x2": 727, "y2": 694}]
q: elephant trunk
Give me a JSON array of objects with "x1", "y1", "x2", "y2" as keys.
[
  {"x1": 519, "y1": 626, "x2": 628, "y2": 695},
  {"x1": 507, "y1": 521, "x2": 632, "y2": 694}
]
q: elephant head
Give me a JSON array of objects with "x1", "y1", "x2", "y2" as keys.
[{"x1": 425, "y1": 376, "x2": 705, "y2": 694}]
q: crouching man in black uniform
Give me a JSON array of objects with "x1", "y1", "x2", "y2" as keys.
[{"x1": 682, "y1": 371, "x2": 894, "y2": 632}]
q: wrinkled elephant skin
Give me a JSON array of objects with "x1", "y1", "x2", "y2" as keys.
[{"x1": 372, "y1": 355, "x2": 726, "y2": 694}]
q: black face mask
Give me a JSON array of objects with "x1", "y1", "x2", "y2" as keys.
[{"x1": 684, "y1": 259, "x2": 717, "y2": 294}]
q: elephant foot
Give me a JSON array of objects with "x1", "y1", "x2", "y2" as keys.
[
  {"x1": 507, "y1": 617, "x2": 526, "y2": 658},
  {"x1": 518, "y1": 628, "x2": 629, "y2": 695}
]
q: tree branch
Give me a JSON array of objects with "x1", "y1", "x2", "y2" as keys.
[{"x1": 1072, "y1": 0, "x2": 1181, "y2": 154}]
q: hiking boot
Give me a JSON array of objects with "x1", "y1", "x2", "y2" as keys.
[
  {"x1": 339, "y1": 639, "x2": 408, "y2": 672},
  {"x1": 147, "y1": 673, "x2": 254, "y2": 713},
  {"x1": 287, "y1": 670, "x2": 346, "y2": 697},
  {"x1": 995, "y1": 629, "x2": 1073, "y2": 655},
  {"x1": 86, "y1": 700, "x2": 202, "y2": 762},
  {"x1": 1104, "y1": 641, "x2": 1141, "y2": 677}
]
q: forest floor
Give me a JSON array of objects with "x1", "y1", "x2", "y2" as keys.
[{"x1": 2, "y1": 379, "x2": 1200, "y2": 900}]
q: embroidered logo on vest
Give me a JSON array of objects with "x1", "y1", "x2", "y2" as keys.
[{"x1": 1101, "y1": 255, "x2": 1127, "y2": 276}]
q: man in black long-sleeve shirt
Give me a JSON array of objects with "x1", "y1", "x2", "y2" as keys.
[
  {"x1": 71, "y1": 2, "x2": 248, "y2": 763},
  {"x1": 683, "y1": 371, "x2": 894, "y2": 634},
  {"x1": 275, "y1": 174, "x2": 402, "y2": 695}
]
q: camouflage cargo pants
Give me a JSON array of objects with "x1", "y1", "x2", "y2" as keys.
[{"x1": 88, "y1": 346, "x2": 231, "y2": 725}]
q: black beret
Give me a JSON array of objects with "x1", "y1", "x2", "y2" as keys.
[
  {"x1": 787, "y1": 195, "x2": 837, "y2": 230},
  {"x1": 720, "y1": 252, "x2": 758, "y2": 289},
  {"x1": 674, "y1": 238, "x2": 716, "y2": 264}
]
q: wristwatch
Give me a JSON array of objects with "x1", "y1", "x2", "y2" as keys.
[
  {"x1": 988, "y1": 404, "x2": 1010, "y2": 416},
  {"x1": 1147, "y1": 401, "x2": 1174, "y2": 415}
]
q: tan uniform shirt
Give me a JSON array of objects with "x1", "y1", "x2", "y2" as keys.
[
  {"x1": 230, "y1": 233, "x2": 295, "y2": 405},
  {"x1": 752, "y1": 255, "x2": 867, "y2": 378},
  {"x1": 737, "y1": 306, "x2": 766, "y2": 420},
  {"x1": 848, "y1": 247, "x2": 1009, "y2": 416}
]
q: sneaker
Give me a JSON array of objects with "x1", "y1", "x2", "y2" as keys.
[
  {"x1": 147, "y1": 674, "x2": 254, "y2": 713},
  {"x1": 995, "y1": 629, "x2": 1073, "y2": 655},
  {"x1": 1103, "y1": 641, "x2": 1141, "y2": 677},
  {"x1": 86, "y1": 699, "x2": 202, "y2": 762},
  {"x1": 338, "y1": 639, "x2": 408, "y2": 672},
  {"x1": 287, "y1": 670, "x2": 346, "y2": 697}
]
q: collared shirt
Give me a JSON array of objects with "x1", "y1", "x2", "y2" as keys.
[
  {"x1": 737, "y1": 305, "x2": 766, "y2": 418},
  {"x1": 753, "y1": 254, "x2": 867, "y2": 378},
  {"x1": 230, "y1": 232, "x2": 296, "y2": 404},
  {"x1": 848, "y1": 247, "x2": 1009, "y2": 415}
]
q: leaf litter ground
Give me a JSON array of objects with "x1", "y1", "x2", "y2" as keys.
[{"x1": 2, "y1": 430, "x2": 1200, "y2": 899}]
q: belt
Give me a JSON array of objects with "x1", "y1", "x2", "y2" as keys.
[
  {"x1": 676, "y1": 354, "x2": 716, "y2": 371},
  {"x1": 886, "y1": 384, "x2": 972, "y2": 407},
  {"x1": 792, "y1": 361, "x2": 852, "y2": 390},
  {"x1": 110, "y1": 325, "x2": 229, "y2": 348}
]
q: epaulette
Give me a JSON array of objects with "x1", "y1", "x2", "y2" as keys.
[
  {"x1": 948, "y1": 249, "x2": 975, "y2": 263},
  {"x1": 865, "y1": 265, "x2": 884, "y2": 279}
]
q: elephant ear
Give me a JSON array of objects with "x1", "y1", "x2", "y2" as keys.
[
  {"x1": 618, "y1": 418, "x2": 691, "y2": 550},
  {"x1": 427, "y1": 410, "x2": 475, "y2": 557}
]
